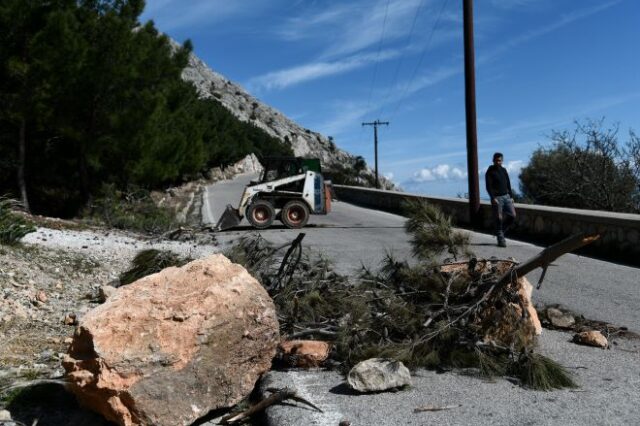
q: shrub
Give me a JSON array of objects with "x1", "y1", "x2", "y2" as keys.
[
  {"x1": 119, "y1": 249, "x2": 191, "y2": 285},
  {"x1": 0, "y1": 197, "x2": 36, "y2": 245},
  {"x1": 84, "y1": 185, "x2": 176, "y2": 234},
  {"x1": 520, "y1": 119, "x2": 639, "y2": 213}
]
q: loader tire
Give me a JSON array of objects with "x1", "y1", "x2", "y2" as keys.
[
  {"x1": 247, "y1": 200, "x2": 275, "y2": 229},
  {"x1": 281, "y1": 200, "x2": 309, "y2": 229}
]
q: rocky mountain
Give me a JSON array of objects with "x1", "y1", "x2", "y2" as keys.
[
  {"x1": 175, "y1": 40, "x2": 394, "y2": 189},
  {"x1": 180, "y1": 47, "x2": 349, "y2": 166}
]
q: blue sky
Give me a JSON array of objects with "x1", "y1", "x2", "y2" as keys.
[{"x1": 141, "y1": 0, "x2": 640, "y2": 198}]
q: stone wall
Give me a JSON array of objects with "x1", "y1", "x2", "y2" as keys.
[{"x1": 334, "y1": 185, "x2": 640, "y2": 266}]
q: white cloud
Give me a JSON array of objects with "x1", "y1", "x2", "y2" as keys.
[
  {"x1": 490, "y1": 0, "x2": 543, "y2": 10},
  {"x1": 504, "y1": 160, "x2": 525, "y2": 176},
  {"x1": 278, "y1": 0, "x2": 427, "y2": 59},
  {"x1": 480, "y1": 1, "x2": 622, "y2": 63},
  {"x1": 248, "y1": 49, "x2": 401, "y2": 91},
  {"x1": 411, "y1": 164, "x2": 468, "y2": 182},
  {"x1": 142, "y1": 0, "x2": 256, "y2": 30},
  {"x1": 385, "y1": 1, "x2": 621, "y2": 116},
  {"x1": 411, "y1": 159, "x2": 525, "y2": 183},
  {"x1": 316, "y1": 100, "x2": 377, "y2": 137}
]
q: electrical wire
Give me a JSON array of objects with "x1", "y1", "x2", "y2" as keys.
[
  {"x1": 375, "y1": 0, "x2": 427, "y2": 120},
  {"x1": 388, "y1": 0, "x2": 449, "y2": 122},
  {"x1": 364, "y1": 0, "x2": 392, "y2": 118}
]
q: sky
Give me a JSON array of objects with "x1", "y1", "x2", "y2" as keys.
[{"x1": 141, "y1": 0, "x2": 640, "y2": 198}]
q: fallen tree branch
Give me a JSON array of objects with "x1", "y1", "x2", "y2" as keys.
[
  {"x1": 221, "y1": 387, "x2": 322, "y2": 424},
  {"x1": 287, "y1": 328, "x2": 338, "y2": 339},
  {"x1": 497, "y1": 232, "x2": 600, "y2": 288}
]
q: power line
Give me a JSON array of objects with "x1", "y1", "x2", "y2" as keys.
[
  {"x1": 375, "y1": 0, "x2": 427, "y2": 119},
  {"x1": 388, "y1": 0, "x2": 449, "y2": 122},
  {"x1": 364, "y1": 0, "x2": 392, "y2": 115}
]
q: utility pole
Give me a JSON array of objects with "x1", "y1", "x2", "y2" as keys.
[
  {"x1": 463, "y1": 0, "x2": 481, "y2": 228},
  {"x1": 362, "y1": 120, "x2": 389, "y2": 189}
]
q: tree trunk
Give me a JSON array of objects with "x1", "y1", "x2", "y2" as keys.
[{"x1": 18, "y1": 117, "x2": 30, "y2": 212}]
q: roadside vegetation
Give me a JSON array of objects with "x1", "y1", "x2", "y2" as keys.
[
  {"x1": 83, "y1": 185, "x2": 177, "y2": 235},
  {"x1": 0, "y1": 0, "x2": 291, "y2": 220},
  {"x1": 520, "y1": 119, "x2": 640, "y2": 213},
  {"x1": 0, "y1": 197, "x2": 35, "y2": 245},
  {"x1": 225, "y1": 201, "x2": 576, "y2": 390}
]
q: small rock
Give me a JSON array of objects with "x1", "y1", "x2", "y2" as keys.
[
  {"x1": 339, "y1": 421, "x2": 351, "y2": 426},
  {"x1": 40, "y1": 349, "x2": 55, "y2": 361},
  {"x1": 63, "y1": 313, "x2": 77, "y2": 326},
  {"x1": 573, "y1": 330, "x2": 608, "y2": 348},
  {"x1": 347, "y1": 358, "x2": 412, "y2": 393},
  {"x1": 0, "y1": 409, "x2": 12, "y2": 421},
  {"x1": 36, "y1": 290, "x2": 48, "y2": 303},
  {"x1": 64, "y1": 337, "x2": 73, "y2": 344},
  {"x1": 546, "y1": 308, "x2": 575, "y2": 329},
  {"x1": 278, "y1": 340, "x2": 331, "y2": 368},
  {"x1": 98, "y1": 285, "x2": 116, "y2": 303}
]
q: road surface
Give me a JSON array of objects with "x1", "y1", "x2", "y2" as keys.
[
  {"x1": 202, "y1": 174, "x2": 640, "y2": 426},
  {"x1": 203, "y1": 173, "x2": 640, "y2": 331}
]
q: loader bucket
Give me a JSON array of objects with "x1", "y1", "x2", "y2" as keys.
[{"x1": 214, "y1": 204, "x2": 242, "y2": 231}]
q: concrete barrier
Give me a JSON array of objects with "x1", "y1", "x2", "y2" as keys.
[{"x1": 334, "y1": 185, "x2": 640, "y2": 266}]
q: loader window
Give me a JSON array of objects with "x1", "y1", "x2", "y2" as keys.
[{"x1": 261, "y1": 158, "x2": 305, "y2": 182}]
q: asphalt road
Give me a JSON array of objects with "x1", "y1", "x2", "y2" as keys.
[
  {"x1": 202, "y1": 174, "x2": 640, "y2": 426},
  {"x1": 203, "y1": 173, "x2": 640, "y2": 331}
]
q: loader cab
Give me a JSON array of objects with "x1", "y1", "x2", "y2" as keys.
[{"x1": 258, "y1": 157, "x2": 322, "y2": 183}]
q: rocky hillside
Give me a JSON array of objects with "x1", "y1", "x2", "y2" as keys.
[{"x1": 180, "y1": 49, "x2": 350, "y2": 166}]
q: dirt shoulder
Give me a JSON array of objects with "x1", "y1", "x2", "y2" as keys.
[{"x1": 0, "y1": 224, "x2": 219, "y2": 390}]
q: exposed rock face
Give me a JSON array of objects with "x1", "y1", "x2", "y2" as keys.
[
  {"x1": 347, "y1": 358, "x2": 412, "y2": 392},
  {"x1": 63, "y1": 254, "x2": 279, "y2": 426},
  {"x1": 180, "y1": 49, "x2": 351, "y2": 165},
  {"x1": 174, "y1": 40, "x2": 394, "y2": 189}
]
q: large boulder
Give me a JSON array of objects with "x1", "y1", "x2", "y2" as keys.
[{"x1": 63, "y1": 254, "x2": 279, "y2": 426}]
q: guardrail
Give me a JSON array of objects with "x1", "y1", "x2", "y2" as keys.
[{"x1": 334, "y1": 185, "x2": 640, "y2": 266}]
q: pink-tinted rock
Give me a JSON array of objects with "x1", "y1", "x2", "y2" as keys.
[
  {"x1": 573, "y1": 330, "x2": 608, "y2": 348},
  {"x1": 63, "y1": 254, "x2": 279, "y2": 426},
  {"x1": 278, "y1": 340, "x2": 331, "y2": 368}
]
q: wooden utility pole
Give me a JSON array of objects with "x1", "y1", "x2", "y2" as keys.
[
  {"x1": 362, "y1": 120, "x2": 389, "y2": 189},
  {"x1": 463, "y1": 0, "x2": 480, "y2": 227}
]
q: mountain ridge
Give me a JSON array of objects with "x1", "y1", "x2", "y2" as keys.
[{"x1": 178, "y1": 43, "x2": 350, "y2": 165}]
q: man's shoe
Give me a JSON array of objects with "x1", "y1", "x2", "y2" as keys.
[{"x1": 498, "y1": 238, "x2": 507, "y2": 247}]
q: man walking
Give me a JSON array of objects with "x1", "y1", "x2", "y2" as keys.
[{"x1": 485, "y1": 152, "x2": 516, "y2": 247}]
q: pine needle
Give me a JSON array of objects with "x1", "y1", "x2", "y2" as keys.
[
  {"x1": 119, "y1": 249, "x2": 191, "y2": 285},
  {"x1": 510, "y1": 352, "x2": 577, "y2": 390}
]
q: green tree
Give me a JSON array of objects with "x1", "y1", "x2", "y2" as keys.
[
  {"x1": 519, "y1": 119, "x2": 639, "y2": 213},
  {"x1": 0, "y1": 0, "x2": 63, "y2": 211},
  {"x1": 0, "y1": 0, "x2": 292, "y2": 217}
]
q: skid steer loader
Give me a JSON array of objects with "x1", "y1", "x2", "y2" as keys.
[{"x1": 214, "y1": 157, "x2": 332, "y2": 231}]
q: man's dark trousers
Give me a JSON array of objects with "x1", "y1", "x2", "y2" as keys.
[{"x1": 493, "y1": 194, "x2": 515, "y2": 241}]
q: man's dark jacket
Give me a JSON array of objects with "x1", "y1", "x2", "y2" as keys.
[{"x1": 485, "y1": 165, "x2": 512, "y2": 199}]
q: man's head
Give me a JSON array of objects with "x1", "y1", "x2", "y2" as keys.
[{"x1": 492, "y1": 152, "x2": 504, "y2": 167}]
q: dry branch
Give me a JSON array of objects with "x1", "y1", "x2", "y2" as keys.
[
  {"x1": 221, "y1": 387, "x2": 322, "y2": 424},
  {"x1": 497, "y1": 232, "x2": 600, "y2": 288}
]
